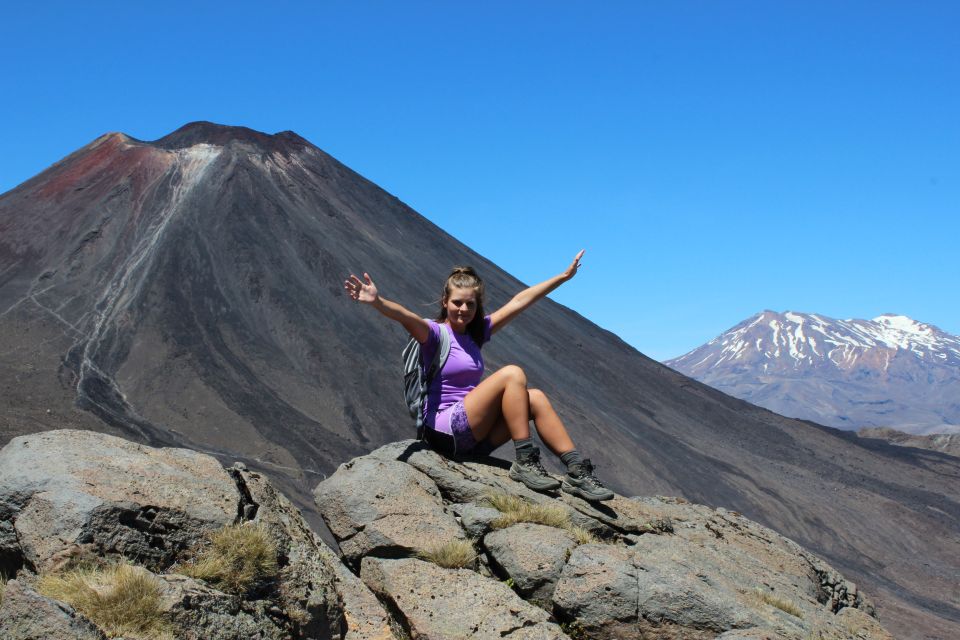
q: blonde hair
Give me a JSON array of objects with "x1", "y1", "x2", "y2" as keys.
[{"x1": 437, "y1": 266, "x2": 486, "y2": 345}]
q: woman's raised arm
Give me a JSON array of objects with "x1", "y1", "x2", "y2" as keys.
[
  {"x1": 344, "y1": 272, "x2": 431, "y2": 344},
  {"x1": 489, "y1": 250, "x2": 584, "y2": 334}
]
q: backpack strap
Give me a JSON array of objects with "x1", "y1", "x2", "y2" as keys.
[
  {"x1": 416, "y1": 323, "x2": 452, "y2": 439},
  {"x1": 430, "y1": 325, "x2": 452, "y2": 381}
]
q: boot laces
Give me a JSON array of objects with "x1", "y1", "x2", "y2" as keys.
[
  {"x1": 576, "y1": 459, "x2": 605, "y2": 487},
  {"x1": 522, "y1": 448, "x2": 549, "y2": 474}
]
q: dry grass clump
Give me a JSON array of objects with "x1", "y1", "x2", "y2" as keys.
[
  {"x1": 567, "y1": 525, "x2": 598, "y2": 545},
  {"x1": 486, "y1": 493, "x2": 571, "y2": 530},
  {"x1": 179, "y1": 522, "x2": 278, "y2": 595},
  {"x1": 752, "y1": 588, "x2": 804, "y2": 618},
  {"x1": 417, "y1": 539, "x2": 477, "y2": 569},
  {"x1": 37, "y1": 564, "x2": 172, "y2": 639},
  {"x1": 485, "y1": 492, "x2": 605, "y2": 545},
  {"x1": 0, "y1": 572, "x2": 6, "y2": 606}
]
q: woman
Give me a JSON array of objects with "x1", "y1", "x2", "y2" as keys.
[{"x1": 343, "y1": 250, "x2": 613, "y2": 501}]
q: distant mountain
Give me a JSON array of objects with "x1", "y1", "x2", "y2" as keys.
[
  {"x1": 858, "y1": 427, "x2": 960, "y2": 458},
  {"x1": 666, "y1": 310, "x2": 960, "y2": 435},
  {"x1": 2, "y1": 124, "x2": 959, "y2": 637}
]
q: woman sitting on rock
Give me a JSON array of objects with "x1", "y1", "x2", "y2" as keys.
[{"x1": 343, "y1": 251, "x2": 613, "y2": 501}]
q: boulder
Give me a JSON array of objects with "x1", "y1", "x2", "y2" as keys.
[
  {"x1": 818, "y1": 607, "x2": 894, "y2": 640},
  {"x1": 483, "y1": 523, "x2": 576, "y2": 606},
  {"x1": 551, "y1": 543, "x2": 642, "y2": 639},
  {"x1": 0, "y1": 430, "x2": 236, "y2": 571},
  {"x1": 369, "y1": 441, "x2": 610, "y2": 536},
  {"x1": 233, "y1": 464, "x2": 394, "y2": 639},
  {"x1": 551, "y1": 505, "x2": 890, "y2": 640},
  {"x1": 157, "y1": 573, "x2": 289, "y2": 640},
  {"x1": 452, "y1": 502, "x2": 502, "y2": 538},
  {"x1": 0, "y1": 430, "x2": 395, "y2": 640},
  {"x1": 0, "y1": 578, "x2": 105, "y2": 640},
  {"x1": 360, "y1": 557, "x2": 567, "y2": 639},
  {"x1": 313, "y1": 455, "x2": 464, "y2": 566}
]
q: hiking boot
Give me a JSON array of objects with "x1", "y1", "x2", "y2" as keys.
[
  {"x1": 509, "y1": 448, "x2": 561, "y2": 492},
  {"x1": 562, "y1": 459, "x2": 614, "y2": 502}
]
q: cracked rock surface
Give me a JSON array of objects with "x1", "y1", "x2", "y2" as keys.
[
  {"x1": 0, "y1": 578, "x2": 106, "y2": 640},
  {"x1": 361, "y1": 557, "x2": 566, "y2": 639},
  {"x1": 314, "y1": 440, "x2": 895, "y2": 640},
  {"x1": 0, "y1": 429, "x2": 394, "y2": 639},
  {"x1": 0, "y1": 429, "x2": 236, "y2": 572},
  {"x1": 312, "y1": 456, "x2": 464, "y2": 568}
]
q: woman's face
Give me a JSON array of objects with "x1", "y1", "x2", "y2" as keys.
[{"x1": 445, "y1": 286, "x2": 478, "y2": 332}]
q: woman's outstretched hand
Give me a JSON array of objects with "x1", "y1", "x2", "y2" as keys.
[
  {"x1": 344, "y1": 272, "x2": 379, "y2": 304},
  {"x1": 562, "y1": 249, "x2": 585, "y2": 281}
]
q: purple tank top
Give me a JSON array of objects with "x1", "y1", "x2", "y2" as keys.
[{"x1": 420, "y1": 316, "x2": 493, "y2": 424}]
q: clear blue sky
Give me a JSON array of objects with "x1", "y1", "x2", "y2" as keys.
[{"x1": 2, "y1": 2, "x2": 957, "y2": 360}]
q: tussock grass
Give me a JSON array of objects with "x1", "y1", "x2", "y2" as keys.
[
  {"x1": 179, "y1": 523, "x2": 278, "y2": 595},
  {"x1": 486, "y1": 493, "x2": 571, "y2": 530},
  {"x1": 484, "y1": 492, "x2": 609, "y2": 545},
  {"x1": 417, "y1": 539, "x2": 476, "y2": 569},
  {"x1": 37, "y1": 564, "x2": 172, "y2": 639},
  {"x1": 752, "y1": 588, "x2": 804, "y2": 618},
  {"x1": 1, "y1": 572, "x2": 6, "y2": 605},
  {"x1": 567, "y1": 525, "x2": 598, "y2": 545}
]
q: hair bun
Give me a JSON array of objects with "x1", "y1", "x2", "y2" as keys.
[{"x1": 450, "y1": 266, "x2": 476, "y2": 276}]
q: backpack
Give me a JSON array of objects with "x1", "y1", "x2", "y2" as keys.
[{"x1": 402, "y1": 324, "x2": 451, "y2": 437}]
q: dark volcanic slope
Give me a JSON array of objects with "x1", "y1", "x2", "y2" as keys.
[{"x1": 1, "y1": 122, "x2": 958, "y2": 638}]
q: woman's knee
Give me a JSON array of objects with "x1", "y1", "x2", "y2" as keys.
[
  {"x1": 528, "y1": 388, "x2": 548, "y2": 408},
  {"x1": 499, "y1": 364, "x2": 527, "y2": 386}
]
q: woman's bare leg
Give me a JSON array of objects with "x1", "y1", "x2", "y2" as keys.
[
  {"x1": 468, "y1": 373, "x2": 612, "y2": 501},
  {"x1": 483, "y1": 415, "x2": 512, "y2": 449},
  {"x1": 463, "y1": 364, "x2": 576, "y2": 454},
  {"x1": 463, "y1": 365, "x2": 531, "y2": 443},
  {"x1": 528, "y1": 389, "x2": 575, "y2": 455}
]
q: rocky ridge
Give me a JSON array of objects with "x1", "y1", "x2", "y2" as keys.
[
  {"x1": 0, "y1": 429, "x2": 893, "y2": 639},
  {"x1": 314, "y1": 440, "x2": 894, "y2": 640},
  {"x1": 0, "y1": 429, "x2": 393, "y2": 640}
]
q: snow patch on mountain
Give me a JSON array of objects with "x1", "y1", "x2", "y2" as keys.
[
  {"x1": 665, "y1": 311, "x2": 960, "y2": 434},
  {"x1": 671, "y1": 310, "x2": 960, "y2": 376}
]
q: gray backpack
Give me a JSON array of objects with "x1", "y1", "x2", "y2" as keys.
[{"x1": 402, "y1": 325, "x2": 451, "y2": 436}]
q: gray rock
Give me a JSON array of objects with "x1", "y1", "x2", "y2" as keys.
[
  {"x1": 157, "y1": 573, "x2": 289, "y2": 640},
  {"x1": 0, "y1": 430, "x2": 398, "y2": 640},
  {"x1": 552, "y1": 504, "x2": 894, "y2": 640},
  {"x1": 553, "y1": 536, "x2": 761, "y2": 638},
  {"x1": 0, "y1": 578, "x2": 106, "y2": 640},
  {"x1": 560, "y1": 493, "x2": 675, "y2": 536},
  {"x1": 319, "y1": 549, "x2": 398, "y2": 640},
  {"x1": 234, "y1": 465, "x2": 394, "y2": 639},
  {"x1": 452, "y1": 502, "x2": 502, "y2": 538},
  {"x1": 552, "y1": 544, "x2": 640, "y2": 638},
  {"x1": 483, "y1": 523, "x2": 576, "y2": 606},
  {"x1": 369, "y1": 441, "x2": 610, "y2": 536},
  {"x1": 0, "y1": 430, "x2": 237, "y2": 571},
  {"x1": 715, "y1": 630, "x2": 789, "y2": 639},
  {"x1": 233, "y1": 466, "x2": 340, "y2": 637},
  {"x1": 825, "y1": 607, "x2": 895, "y2": 640},
  {"x1": 367, "y1": 440, "x2": 514, "y2": 504},
  {"x1": 360, "y1": 557, "x2": 568, "y2": 639},
  {"x1": 315, "y1": 443, "x2": 893, "y2": 640},
  {"x1": 313, "y1": 456, "x2": 463, "y2": 566}
]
